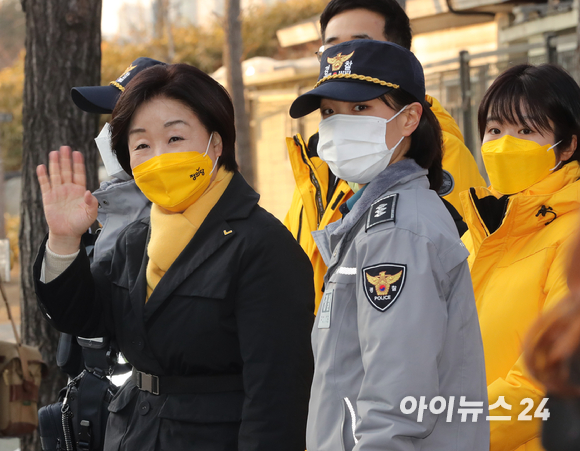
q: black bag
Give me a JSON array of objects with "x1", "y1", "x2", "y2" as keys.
[
  {"x1": 38, "y1": 369, "x2": 117, "y2": 451},
  {"x1": 38, "y1": 402, "x2": 67, "y2": 451}
]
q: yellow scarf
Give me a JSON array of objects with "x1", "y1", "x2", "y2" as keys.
[{"x1": 145, "y1": 167, "x2": 234, "y2": 301}]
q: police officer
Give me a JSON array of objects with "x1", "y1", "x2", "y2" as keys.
[
  {"x1": 284, "y1": 0, "x2": 486, "y2": 313},
  {"x1": 289, "y1": 39, "x2": 489, "y2": 451}
]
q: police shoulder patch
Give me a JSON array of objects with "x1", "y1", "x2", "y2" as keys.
[
  {"x1": 362, "y1": 263, "x2": 406, "y2": 312},
  {"x1": 437, "y1": 170, "x2": 455, "y2": 197},
  {"x1": 366, "y1": 193, "x2": 398, "y2": 231}
]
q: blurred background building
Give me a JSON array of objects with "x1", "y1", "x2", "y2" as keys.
[{"x1": 215, "y1": 0, "x2": 579, "y2": 218}]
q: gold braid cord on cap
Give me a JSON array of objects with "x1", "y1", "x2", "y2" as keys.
[
  {"x1": 109, "y1": 81, "x2": 125, "y2": 92},
  {"x1": 314, "y1": 73, "x2": 400, "y2": 89}
]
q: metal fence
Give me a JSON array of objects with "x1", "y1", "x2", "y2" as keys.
[{"x1": 422, "y1": 34, "x2": 578, "y2": 171}]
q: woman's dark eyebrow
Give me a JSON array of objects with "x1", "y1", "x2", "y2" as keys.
[
  {"x1": 128, "y1": 128, "x2": 145, "y2": 136},
  {"x1": 165, "y1": 120, "x2": 189, "y2": 128},
  {"x1": 128, "y1": 120, "x2": 188, "y2": 136}
]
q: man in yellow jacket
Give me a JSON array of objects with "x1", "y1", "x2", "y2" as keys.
[{"x1": 284, "y1": 0, "x2": 485, "y2": 311}]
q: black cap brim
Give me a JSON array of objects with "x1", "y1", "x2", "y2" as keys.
[
  {"x1": 289, "y1": 79, "x2": 394, "y2": 119},
  {"x1": 71, "y1": 85, "x2": 122, "y2": 114}
]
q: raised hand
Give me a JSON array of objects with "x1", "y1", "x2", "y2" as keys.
[{"x1": 36, "y1": 146, "x2": 99, "y2": 255}]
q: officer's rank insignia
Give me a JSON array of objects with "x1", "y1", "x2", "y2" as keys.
[
  {"x1": 366, "y1": 193, "x2": 398, "y2": 231},
  {"x1": 327, "y1": 51, "x2": 355, "y2": 71},
  {"x1": 362, "y1": 263, "x2": 406, "y2": 311},
  {"x1": 437, "y1": 170, "x2": 455, "y2": 197},
  {"x1": 122, "y1": 63, "x2": 136, "y2": 76}
]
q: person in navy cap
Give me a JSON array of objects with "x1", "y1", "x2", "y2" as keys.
[
  {"x1": 72, "y1": 57, "x2": 166, "y2": 114},
  {"x1": 290, "y1": 39, "x2": 489, "y2": 451},
  {"x1": 71, "y1": 57, "x2": 167, "y2": 258}
]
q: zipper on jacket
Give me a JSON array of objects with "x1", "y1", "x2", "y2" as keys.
[
  {"x1": 488, "y1": 195, "x2": 510, "y2": 235},
  {"x1": 343, "y1": 397, "x2": 359, "y2": 445},
  {"x1": 500, "y1": 196, "x2": 509, "y2": 229},
  {"x1": 469, "y1": 193, "x2": 490, "y2": 237},
  {"x1": 331, "y1": 191, "x2": 346, "y2": 211},
  {"x1": 297, "y1": 207, "x2": 304, "y2": 243},
  {"x1": 294, "y1": 135, "x2": 325, "y2": 226}
]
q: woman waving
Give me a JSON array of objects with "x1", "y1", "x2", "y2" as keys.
[{"x1": 34, "y1": 63, "x2": 314, "y2": 451}]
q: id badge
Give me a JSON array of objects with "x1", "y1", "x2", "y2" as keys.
[{"x1": 318, "y1": 289, "x2": 334, "y2": 329}]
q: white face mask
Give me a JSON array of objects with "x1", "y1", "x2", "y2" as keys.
[{"x1": 318, "y1": 107, "x2": 408, "y2": 184}]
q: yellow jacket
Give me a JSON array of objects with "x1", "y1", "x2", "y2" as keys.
[
  {"x1": 427, "y1": 95, "x2": 486, "y2": 216},
  {"x1": 284, "y1": 134, "x2": 354, "y2": 311},
  {"x1": 461, "y1": 161, "x2": 580, "y2": 451},
  {"x1": 285, "y1": 96, "x2": 485, "y2": 312}
]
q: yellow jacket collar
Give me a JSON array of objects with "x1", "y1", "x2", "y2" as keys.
[
  {"x1": 425, "y1": 94, "x2": 464, "y2": 143},
  {"x1": 463, "y1": 161, "x2": 580, "y2": 242}
]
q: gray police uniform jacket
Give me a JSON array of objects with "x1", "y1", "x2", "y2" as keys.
[
  {"x1": 308, "y1": 159, "x2": 489, "y2": 451},
  {"x1": 92, "y1": 178, "x2": 151, "y2": 260}
]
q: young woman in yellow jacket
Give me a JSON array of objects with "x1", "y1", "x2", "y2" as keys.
[{"x1": 461, "y1": 64, "x2": 580, "y2": 451}]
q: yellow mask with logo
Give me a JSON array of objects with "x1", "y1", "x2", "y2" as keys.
[
  {"x1": 133, "y1": 133, "x2": 218, "y2": 212},
  {"x1": 481, "y1": 134, "x2": 560, "y2": 195}
]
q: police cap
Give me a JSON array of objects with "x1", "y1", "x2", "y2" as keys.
[{"x1": 290, "y1": 40, "x2": 425, "y2": 118}]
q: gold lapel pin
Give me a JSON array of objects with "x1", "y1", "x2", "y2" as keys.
[{"x1": 223, "y1": 230, "x2": 233, "y2": 235}]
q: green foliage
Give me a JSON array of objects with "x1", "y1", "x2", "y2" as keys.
[
  {"x1": 0, "y1": 52, "x2": 24, "y2": 172},
  {"x1": 242, "y1": 0, "x2": 327, "y2": 60},
  {"x1": 0, "y1": 0, "x2": 25, "y2": 171},
  {"x1": 103, "y1": 0, "x2": 327, "y2": 78},
  {"x1": 0, "y1": 0, "x2": 26, "y2": 70},
  {"x1": 101, "y1": 26, "x2": 224, "y2": 81},
  {"x1": 171, "y1": 25, "x2": 225, "y2": 73}
]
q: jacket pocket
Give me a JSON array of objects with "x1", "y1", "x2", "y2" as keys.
[
  {"x1": 342, "y1": 397, "x2": 359, "y2": 451},
  {"x1": 171, "y1": 265, "x2": 233, "y2": 300},
  {"x1": 158, "y1": 391, "x2": 244, "y2": 423}
]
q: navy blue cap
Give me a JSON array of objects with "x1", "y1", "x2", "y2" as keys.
[
  {"x1": 290, "y1": 40, "x2": 425, "y2": 118},
  {"x1": 71, "y1": 57, "x2": 166, "y2": 114}
]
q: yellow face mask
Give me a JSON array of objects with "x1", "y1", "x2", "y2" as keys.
[
  {"x1": 133, "y1": 133, "x2": 218, "y2": 212},
  {"x1": 481, "y1": 134, "x2": 560, "y2": 195}
]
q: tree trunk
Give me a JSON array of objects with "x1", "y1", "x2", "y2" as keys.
[
  {"x1": 224, "y1": 0, "x2": 255, "y2": 187},
  {"x1": 19, "y1": 0, "x2": 101, "y2": 449}
]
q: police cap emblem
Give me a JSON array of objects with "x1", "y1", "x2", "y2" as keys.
[
  {"x1": 327, "y1": 51, "x2": 355, "y2": 71},
  {"x1": 362, "y1": 263, "x2": 406, "y2": 312}
]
